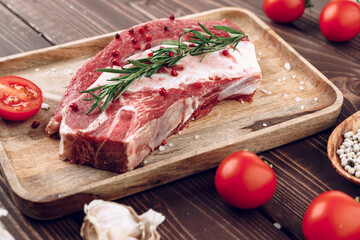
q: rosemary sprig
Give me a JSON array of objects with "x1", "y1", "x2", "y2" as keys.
[{"x1": 81, "y1": 23, "x2": 246, "y2": 114}]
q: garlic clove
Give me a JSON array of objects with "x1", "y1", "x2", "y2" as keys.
[{"x1": 81, "y1": 200, "x2": 165, "y2": 240}]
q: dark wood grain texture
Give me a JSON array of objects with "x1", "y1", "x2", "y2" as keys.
[
  {"x1": 0, "y1": 3, "x2": 51, "y2": 57},
  {"x1": 0, "y1": 0, "x2": 359, "y2": 239}
]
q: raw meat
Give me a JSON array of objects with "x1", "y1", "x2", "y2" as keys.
[
  {"x1": 45, "y1": 18, "x2": 241, "y2": 135},
  {"x1": 46, "y1": 18, "x2": 262, "y2": 173}
]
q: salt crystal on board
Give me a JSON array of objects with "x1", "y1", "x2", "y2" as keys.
[
  {"x1": 284, "y1": 62, "x2": 291, "y2": 70},
  {"x1": 41, "y1": 103, "x2": 49, "y2": 110}
]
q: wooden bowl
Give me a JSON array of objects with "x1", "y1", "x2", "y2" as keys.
[{"x1": 328, "y1": 111, "x2": 360, "y2": 185}]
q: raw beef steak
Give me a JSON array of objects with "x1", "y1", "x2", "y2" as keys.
[{"x1": 46, "y1": 18, "x2": 261, "y2": 173}]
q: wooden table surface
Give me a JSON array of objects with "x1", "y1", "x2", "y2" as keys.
[{"x1": 0, "y1": 0, "x2": 359, "y2": 239}]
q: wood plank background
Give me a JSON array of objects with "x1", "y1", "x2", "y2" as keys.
[{"x1": 0, "y1": 0, "x2": 359, "y2": 239}]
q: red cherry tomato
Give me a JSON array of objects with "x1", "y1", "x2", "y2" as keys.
[
  {"x1": 263, "y1": 0, "x2": 306, "y2": 23},
  {"x1": 302, "y1": 191, "x2": 360, "y2": 240},
  {"x1": 215, "y1": 151, "x2": 276, "y2": 209},
  {"x1": 0, "y1": 76, "x2": 43, "y2": 121},
  {"x1": 319, "y1": 0, "x2": 360, "y2": 42}
]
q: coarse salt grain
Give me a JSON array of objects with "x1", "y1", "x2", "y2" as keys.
[
  {"x1": 277, "y1": 78, "x2": 281, "y2": 82},
  {"x1": 261, "y1": 89, "x2": 268, "y2": 94},
  {"x1": 257, "y1": 57, "x2": 261, "y2": 61},
  {"x1": 51, "y1": 68, "x2": 56, "y2": 72},
  {"x1": 274, "y1": 223, "x2": 281, "y2": 229},
  {"x1": 299, "y1": 86, "x2": 304, "y2": 90},
  {"x1": 263, "y1": 123, "x2": 267, "y2": 127},
  {"x1": 178, "y1": 131, "x2": 182, "y2": 135},
  {"x1": 295, "y1": 97, "x2": 301, "y2": 102},
  {"x1": 41, "y1": 103, "x2": 49, "y2": 109},
  {"x1": 45, "y1": 71, "x2": 50, "y2": 76},
  {"x1": 159, "y1": 146, "x2": 165, "y2": 151},
  {"x1": 292, "y1": 75, "x2": 297, "y2": 79},
  {"x1": 194, "y1": 135, "x2": 200, "y2": 140},
  {"x1": 168, "y1": 143, "x2": 174, "y2": 147},
  {"x1": 282, "y1": 77, "x2": 286, "y2": 81},
  {"x1": 300, "y1": 105, "x2": 305, "y2": 110},
  {"x1": 300, "y1": 81, "x2": 304, "y2": 85},
  {"x1": 284, "y1": 62, "x2": 291, "y2": 71},
  {"x1": 34, "y1": 68, "x2": 40, "y2": 72},
  {"x1": 314, "y1": 97, "x2": 318, "y2": 101},
  {"x1": 0, "y1": 208, "x2": 8, "y2": 218},
  {"x1": 258, "y1": 51, "x2": 262, "y2": 56},
  {"x1": 283, "y1": 93, "x2": 288, "y2": 97}
]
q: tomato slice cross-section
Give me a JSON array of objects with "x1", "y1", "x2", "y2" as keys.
[{"x1": 0, "y1": 76, "x2": 43, "y2": 121}]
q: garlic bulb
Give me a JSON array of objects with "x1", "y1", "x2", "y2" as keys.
[{"x1": 81, "y1": 200, "x2": 165, "y2": 240}]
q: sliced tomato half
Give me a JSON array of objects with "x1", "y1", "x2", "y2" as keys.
[{"x1": 0, "y1": 76, "x2": 43, "y2": 121}]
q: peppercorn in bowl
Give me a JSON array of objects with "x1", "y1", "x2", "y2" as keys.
[{"x1": 328, "y1": 111, "x2": 360, "y2": 185}]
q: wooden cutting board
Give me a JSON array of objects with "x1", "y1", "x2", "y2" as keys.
[{"x1": 0, "y1": 7, "x2": 343, "y2": 220}]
